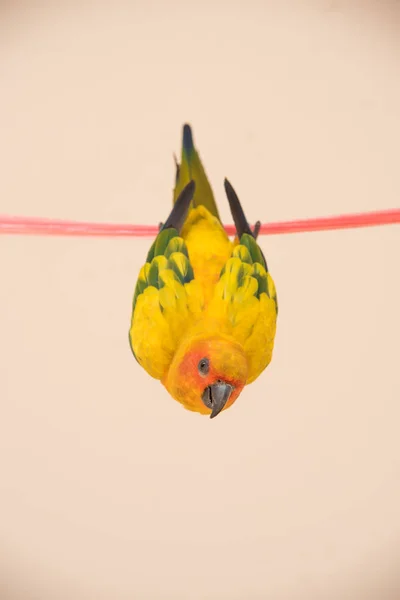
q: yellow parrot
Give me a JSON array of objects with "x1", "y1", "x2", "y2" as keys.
[{"x1": 129, "y1": 124, "x2": 278, "y2": 418}]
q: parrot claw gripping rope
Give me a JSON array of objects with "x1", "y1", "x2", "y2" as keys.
[{"x1": 129, "y1": 124, "x2": 277, "y2": 418}]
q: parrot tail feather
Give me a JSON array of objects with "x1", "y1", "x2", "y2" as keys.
[
  {"x1": 182, "y1": 123, "x2": 194, "y2": 155},
  {"x1": 173, "y1": 124, "x2": 221, "y2": 221}
]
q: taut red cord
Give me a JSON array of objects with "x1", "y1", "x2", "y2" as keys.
[{"x1": 0, "y1": 209, "x2": 399, "y2": 237}]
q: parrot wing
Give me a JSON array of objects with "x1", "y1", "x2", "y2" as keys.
[
  {"x1": 219, "y1": 177, "x2": 277, "y2": 381},
  {"x1": 129, "y1": 181, "x2": 205, "y2": 380},
  {"x1": 210, "y1": 231, "x2": 278, "y2": 384}
]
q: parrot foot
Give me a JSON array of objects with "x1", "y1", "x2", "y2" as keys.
[
  {"x1": 253, "y1": 221, "x2": 261, "y2": 239},
  {"x1": 173, "y1": 153, "x2": 180, "y2": 184}
]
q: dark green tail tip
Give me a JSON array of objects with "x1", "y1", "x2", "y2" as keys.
[{"x1": 183, "y1": 123, "x2": 194, "y2": 155}]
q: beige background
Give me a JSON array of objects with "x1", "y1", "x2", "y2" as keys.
[{"x1": 1, "y1": 1, "x2": 400, "y2": 599}]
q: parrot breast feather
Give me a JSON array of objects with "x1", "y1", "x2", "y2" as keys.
[{"x1": 129, "y1": 228, "x2": 204, "y2": 380}]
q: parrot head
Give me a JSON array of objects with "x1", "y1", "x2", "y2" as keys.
[{"x1": 163, "y1": 335, "x2": 248, "y2": 418}]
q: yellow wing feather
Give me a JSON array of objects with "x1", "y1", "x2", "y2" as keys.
[{"x1": 129, "y1": 226, "x2": 205, "y2": 380}]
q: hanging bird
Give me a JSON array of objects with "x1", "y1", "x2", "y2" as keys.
[{"x1": 129, "y1": 124, "x2": 278, "y2": 418}]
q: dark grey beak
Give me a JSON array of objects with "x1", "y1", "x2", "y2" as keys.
[{"x1": 201, "y1": 382, "x2": 234, "y2": 419}]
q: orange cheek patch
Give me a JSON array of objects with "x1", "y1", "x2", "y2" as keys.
[
  {"x1": 177, "y1": 350, "x2": 205, "y2": 389},
  {"x1": 177, "y1": 341, "x2": 211, "y2": 379},
  {"x1": 178, "y1": 351, "x2": 198, "y2": 376}
]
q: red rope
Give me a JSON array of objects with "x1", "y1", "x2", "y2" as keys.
[{"x1": 0, "y1": 209, "x2": 399, "y2": 237}]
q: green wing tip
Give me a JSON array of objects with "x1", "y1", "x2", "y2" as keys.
[{"x1": 183, "y1": 123, "x2": 194, "y2": 156}]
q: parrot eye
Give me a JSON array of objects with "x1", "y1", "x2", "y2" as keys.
[{"x1": 198, "y1": 357, "x2": 210, "y2": 377}]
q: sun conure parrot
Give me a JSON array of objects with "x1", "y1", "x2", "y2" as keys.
[{"x1": 129, "y1": 124, "x2": 278, "y2": 418}]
